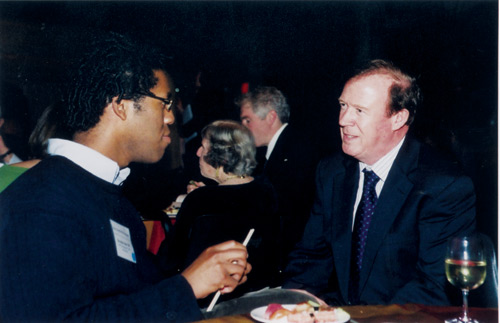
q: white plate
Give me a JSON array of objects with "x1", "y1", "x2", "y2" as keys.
[{"x1": 250, "y1": 304, "x2": 350, "y2": 323}]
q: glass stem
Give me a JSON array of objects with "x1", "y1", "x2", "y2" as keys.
[{"x1": 461, "y1": 289, "x2": 470, "y2": 322}]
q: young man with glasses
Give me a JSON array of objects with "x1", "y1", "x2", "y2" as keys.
[{"x1": 0, "y1": 33, "x2": 251, "y2": 322}]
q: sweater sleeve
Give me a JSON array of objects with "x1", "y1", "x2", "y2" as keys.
[
  {"x1": 0, "y1": 199, "x2": 202, "y2": 322},
  {"x1": 69, "y1": 275, "x2": 202, "y2": 322}
]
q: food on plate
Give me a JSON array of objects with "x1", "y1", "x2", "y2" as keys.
[
  {"x1": 293, "y1": 302, "x2": 315, "y2": 313},
  {"x1": 287, "y1": 311, "x2": 315, "y2": 323},
  {"x1": 310, "y1": 308, "x2": 341, "y2": 323},
  {"x1": 264, "y1": 304, "x2": 292, "y2": 320},
  {"x1": 164, "y1": 201, "x2": 182, "y2": 215},
  {"x1": 271, "y1": 308, "x2": 293, "y2": 320},
  {"x1": 264, "y1": 301, "x2": 348, "y2": 323},
  {"x1": 164, "y1": 206, "x2": 179, "y2": 214}
]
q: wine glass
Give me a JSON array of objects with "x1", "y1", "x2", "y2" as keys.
[{"x1": 445, "y1": 233, "x2": 487, "y2": 323}]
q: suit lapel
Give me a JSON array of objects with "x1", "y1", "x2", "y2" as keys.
[
  {"x1": 332, "y1": 156, "x2": 359, "y2": 301},
  {"x1": 265, "y1": 127, "x2": 290, "y2": 175},
  {"x1": 358, "y1": 137, "x2": 419, "y2": 292}
]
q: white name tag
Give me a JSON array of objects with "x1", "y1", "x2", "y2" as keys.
[{"x1": 110, "y1": 219, "x2": 136, "y2": 263}]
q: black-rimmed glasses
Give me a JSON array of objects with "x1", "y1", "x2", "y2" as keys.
[{"x1": 139, "y1": 92, "x2": 174, "y2": 111}]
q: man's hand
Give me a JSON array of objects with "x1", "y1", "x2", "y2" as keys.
[{"x1": 181, "y1": 240, "x2": 252, "y2": 299}]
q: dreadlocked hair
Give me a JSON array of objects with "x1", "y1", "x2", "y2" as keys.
[{"x1": 64, "y1": 32, "x2": 167, "y2": 135}]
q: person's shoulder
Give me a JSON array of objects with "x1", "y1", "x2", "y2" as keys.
[
  {"x1": 27, "y1": 156, "x2": 88, "y2": 180},
  {"x1": 253, "y1": 174, "x2": 272, "y2": 185},
  {"x1": 403, "y1": 137, "x2": 473, "y2": 192},
  {"x1": 409, "y1": 137, "x2": 465, "y2": 175},
  {"x1": 11, "y1": 159, "x2": 41, "y2": 169},
  {"x1": 182, "y1": 184, "x2": 221, "y2": 203},
  {"x1": 317, "y1": 150, "x2": 350, "y2": 170},
  {"x1": 3, "y1": 156, "x2": 60, "y2": 185},
  {"x1": 277, "y1": 125, "x2": 328, "y2": 162},
  {"x1": 5, "y1": 156, "x2": 103, "y2": 198},
  {"x1": 0, "y1": 157, "x2": 83, "y2": 210},
  {"x1": 0, "y1": 164, "x2": 29, "y2": 175},
  {"x1": 250, "y1": 175, "x2": 277, "y2": 195},
  {"x1": 34, "y1": 155, "x2": 75, "y2": 168},
  {"x1": 0, "y1": 164, "x2": 30, "y2": 193},
  {"x1": 278, "y1": 125, "x2": 307, "y2": 146}
]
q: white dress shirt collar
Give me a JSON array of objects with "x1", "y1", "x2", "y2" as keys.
[
  {"x1": 266, "y1": 123, "x2": 288, "y2": 160},
  {"x1": 352, "y1": 136, "x2": 406, "y2": 227},
  {"x1": 47, "y1": 138, "x2": 131, "y2": 185},
  {"x1": 359, "y1": 136, "x2": 406, "y2": 184}
]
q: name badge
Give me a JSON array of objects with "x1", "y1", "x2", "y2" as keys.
[{"x1": 110, "y1": 219, "x2": 136, "y2": 263}]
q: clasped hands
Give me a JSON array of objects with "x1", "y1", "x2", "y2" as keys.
[{"x1": 181, "y1": 240, "x2": 252, "y2": 299}]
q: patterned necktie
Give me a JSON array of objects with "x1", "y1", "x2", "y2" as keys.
[{"x1": 349, "y1": 169, "x2": 380, "y2": 303}]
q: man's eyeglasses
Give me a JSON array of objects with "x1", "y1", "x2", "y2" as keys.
[{"x1": 139, "y1": 92, "x2": 174, "y2": 111}]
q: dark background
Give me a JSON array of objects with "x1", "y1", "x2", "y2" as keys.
[{"x1": 0, "y1": 1, "x2": 497, "y2": 248}]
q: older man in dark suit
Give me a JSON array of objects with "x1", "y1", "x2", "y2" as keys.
[
  {"x1": 238, "y1": 86, "x2": 322, "y2": 279},
  {"x1": 283, "y1": 60, "x2": 476, "y2": 305}
]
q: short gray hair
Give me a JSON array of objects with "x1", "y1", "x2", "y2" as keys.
[
  {"x1": 236, "y1": 86, "x2": 290, "y2": 123},
  {"x1": 201, "y1": 120, "x2": 257, "y2": 176}
]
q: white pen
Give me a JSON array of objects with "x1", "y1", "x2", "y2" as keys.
[{"x1": 206, "y1": 228, "x2": 255, "y2": 312}]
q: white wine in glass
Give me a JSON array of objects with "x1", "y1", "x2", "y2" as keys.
[{"x1": 445, "y1": 234, "x2": 487, "y2": 323}]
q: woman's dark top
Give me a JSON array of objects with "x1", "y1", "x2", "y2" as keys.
[{"x1": 159, "y1": 175, "x2": 279, "y2": 300}]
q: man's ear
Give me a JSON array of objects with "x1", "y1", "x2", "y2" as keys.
[
  {"x1": 392, "y1": 108, "x2": 409, "y2": 131},
  {"x1": 110, "y1": 97, "x2": 127, "y2": 121},
  {"x1": 265, "y1": 110, "x2": 278, "y2": 125}
]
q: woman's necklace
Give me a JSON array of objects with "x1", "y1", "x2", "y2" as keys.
[
  {"x1": 219, "y1": 173, "x2": 247, "y2": 185},
  {"x1": 215, "y1": 167, "x2": 252, "y2": 185},
  {"x1": 224, "y1": 174, "x2": 245, "y2": 181}
]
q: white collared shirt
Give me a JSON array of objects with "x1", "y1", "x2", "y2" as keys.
[
  {"x1": 0, "y1": 153, "x2": 22, "y2": 168},
  {"x1": 352, "y1": 136, "x2": 406, "y2": 227},
  {"x1": 47, "y1": 138, "x2": 131, "y2": 185},
  {"x1": 7, "y1": 153, "x2": 22, "y2": 164},
  {"x1": 266, "y1": 123, "x2": 288, "y2": 160}
]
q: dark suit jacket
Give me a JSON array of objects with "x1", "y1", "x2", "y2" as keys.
[
  {"x1": 258, "y1": 125, "x2": 323, "y2": 272},
  {"x1": 283, "y1": 136, "x2": 476, "y2": 306}
]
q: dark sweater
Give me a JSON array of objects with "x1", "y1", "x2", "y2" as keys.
[{"x1": 0, "y1": 156, "x2": 202, "y2": 322}]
